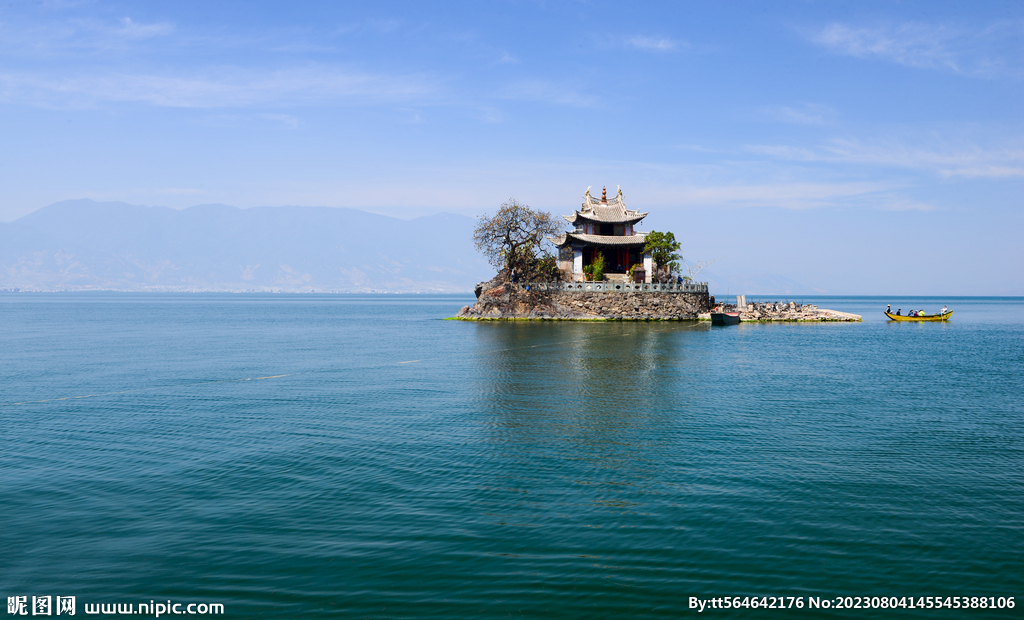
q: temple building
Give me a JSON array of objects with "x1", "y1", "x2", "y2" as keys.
[{"x1": 552, "y1": 186, "x2": 654, "y2": 282}]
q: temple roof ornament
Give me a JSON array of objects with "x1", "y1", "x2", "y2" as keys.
[{"x1": 562, "y1": 185, "x2": 649, "y2": 225}]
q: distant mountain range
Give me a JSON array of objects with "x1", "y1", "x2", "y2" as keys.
[{"x1": 0, "y1": 200, "x2": 493, "y2": 292}]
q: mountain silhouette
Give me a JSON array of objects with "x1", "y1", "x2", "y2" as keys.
[{"x1": 0, "y1": 200, "x2": 491, "y2": 292}]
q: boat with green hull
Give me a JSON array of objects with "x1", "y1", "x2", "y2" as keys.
[{"x1": 711, "y1": 311, "x2": 741, "y2": 326}]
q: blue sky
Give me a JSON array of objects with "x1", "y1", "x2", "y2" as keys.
[{"x1": 1, "y1": 1, "x2": 1021, "y2": 293}]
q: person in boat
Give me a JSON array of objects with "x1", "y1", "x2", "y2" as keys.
[
  {"x1": 941, "y1": 305, "x2": 948, "y2": 315},
  {"x1": 896, "y1": 309, "x2": 901, "y2": 316},
  {"x1": 909, "y1": 310, "x2": 916, "y2": 317},
  {"x1": 887, "y1": 304, "x2": 891, "y2": 314},
  {"x1": 919, "y1": 309, "x2": 926, "y2": 317}
]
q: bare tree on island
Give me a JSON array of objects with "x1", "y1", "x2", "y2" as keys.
[
  {"x1": 681, "y1": 257, "x2": 722, "y2": 281},
  {"x1": 473, "y1": 199, "x2": 564, "y2": 281}
]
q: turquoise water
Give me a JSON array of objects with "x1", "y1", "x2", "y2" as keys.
[{"x1": 1, "y1": 294, "x2": 1021, "y2": 618}]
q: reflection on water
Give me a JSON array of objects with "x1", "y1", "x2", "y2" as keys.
[{"x1": 468, "y1": 322, "x2": 714, "y2": 521}]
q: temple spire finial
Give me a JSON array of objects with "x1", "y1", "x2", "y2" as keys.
[{"x1": 601, "y1": 186, "x2": 607, "y2": 203}]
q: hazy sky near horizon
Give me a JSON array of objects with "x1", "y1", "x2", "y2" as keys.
[{"x1": 1, "y1": 1, "x2": 1022, "y2": 293}]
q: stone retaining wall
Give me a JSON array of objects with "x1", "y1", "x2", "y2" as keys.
[{"x1": 457, "y1": 280, "x2": 710, "y2": 320}]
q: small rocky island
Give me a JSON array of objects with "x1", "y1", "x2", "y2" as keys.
[{"x1": 456, "y1": 187, "x2": 710, "y2": 320}]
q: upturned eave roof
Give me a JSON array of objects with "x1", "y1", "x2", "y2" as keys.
[
  {"x1": 563, "y1": 210, "x2": 648, "y2": 225},
  {"x1": 551, "y1": 232, "x2": 648, "y2": 248}
]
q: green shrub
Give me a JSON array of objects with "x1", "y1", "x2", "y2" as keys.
[
  {"x1": 535, "y1": 255, "x2": 560, "y2": 280},
  {"x1": 592, "y1": 252, "x2": 606, "y2": 281}
]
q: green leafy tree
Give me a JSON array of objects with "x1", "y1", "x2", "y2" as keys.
[
  {"x1": 643, "y1": 231, "x2": 682, "y2": 274},
  {"x1": 473, "y1": 199, "x2": 564, "y2": 278}
]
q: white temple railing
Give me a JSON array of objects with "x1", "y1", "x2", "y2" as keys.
[{"x1": 512, "y1": 281, "x2": 708, "y2": 293}]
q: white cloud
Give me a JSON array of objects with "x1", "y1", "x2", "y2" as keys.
[
  {"x1": 746, "y1": 145, "x2": 819, "y2": 160},
  {"x1": 258, "y1": 113, "x2": 300, "y2": 128},
  {"x1": 627, "y1": 35, "x2": 683, "y2": 52},
  {"x1": 942, "y1": 165, "x2": 1024, "y2": 179},
  {"x1": 879, "y1": 198, "x2": 938, "y2": 211},
  {"x1": 747, "y1": 136, "x2": 1024, "y2": 178},
  {"x1": 498, "y1": 80, "x2": 595, "y2": 108},
  {"x1": 3, "y1": 16, "x2": 172, "y2": 43},
  {"x1": 768, "y1": 103, "x2": 836, "y2": 126},
  {"x1": 670, "y1": 181, "x2": 897, "y2": 210},
  {"x1": 114, "y1": 17, "x2": 174, "y2": 39},
  {"x1": 813, "y1": 22, "x2": 959, "y2": 71},
  {"x1": 0, "y1": 66, "x2": 443, "y2": 109},
  {"x1": 810, "y1": 21, "x2": 1024, "y2": 78}
]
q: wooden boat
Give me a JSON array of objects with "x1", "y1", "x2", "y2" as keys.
[
  {"x1": 884, "y1": 311, "x2": 952, "y2": 322},
  {"x1": 711, "y1": 311, "x2": 741, "y2": 326}
]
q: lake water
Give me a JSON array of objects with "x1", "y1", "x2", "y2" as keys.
[{"x1": 1, "y1": 294, "x2": 1021, "y2": 618}]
